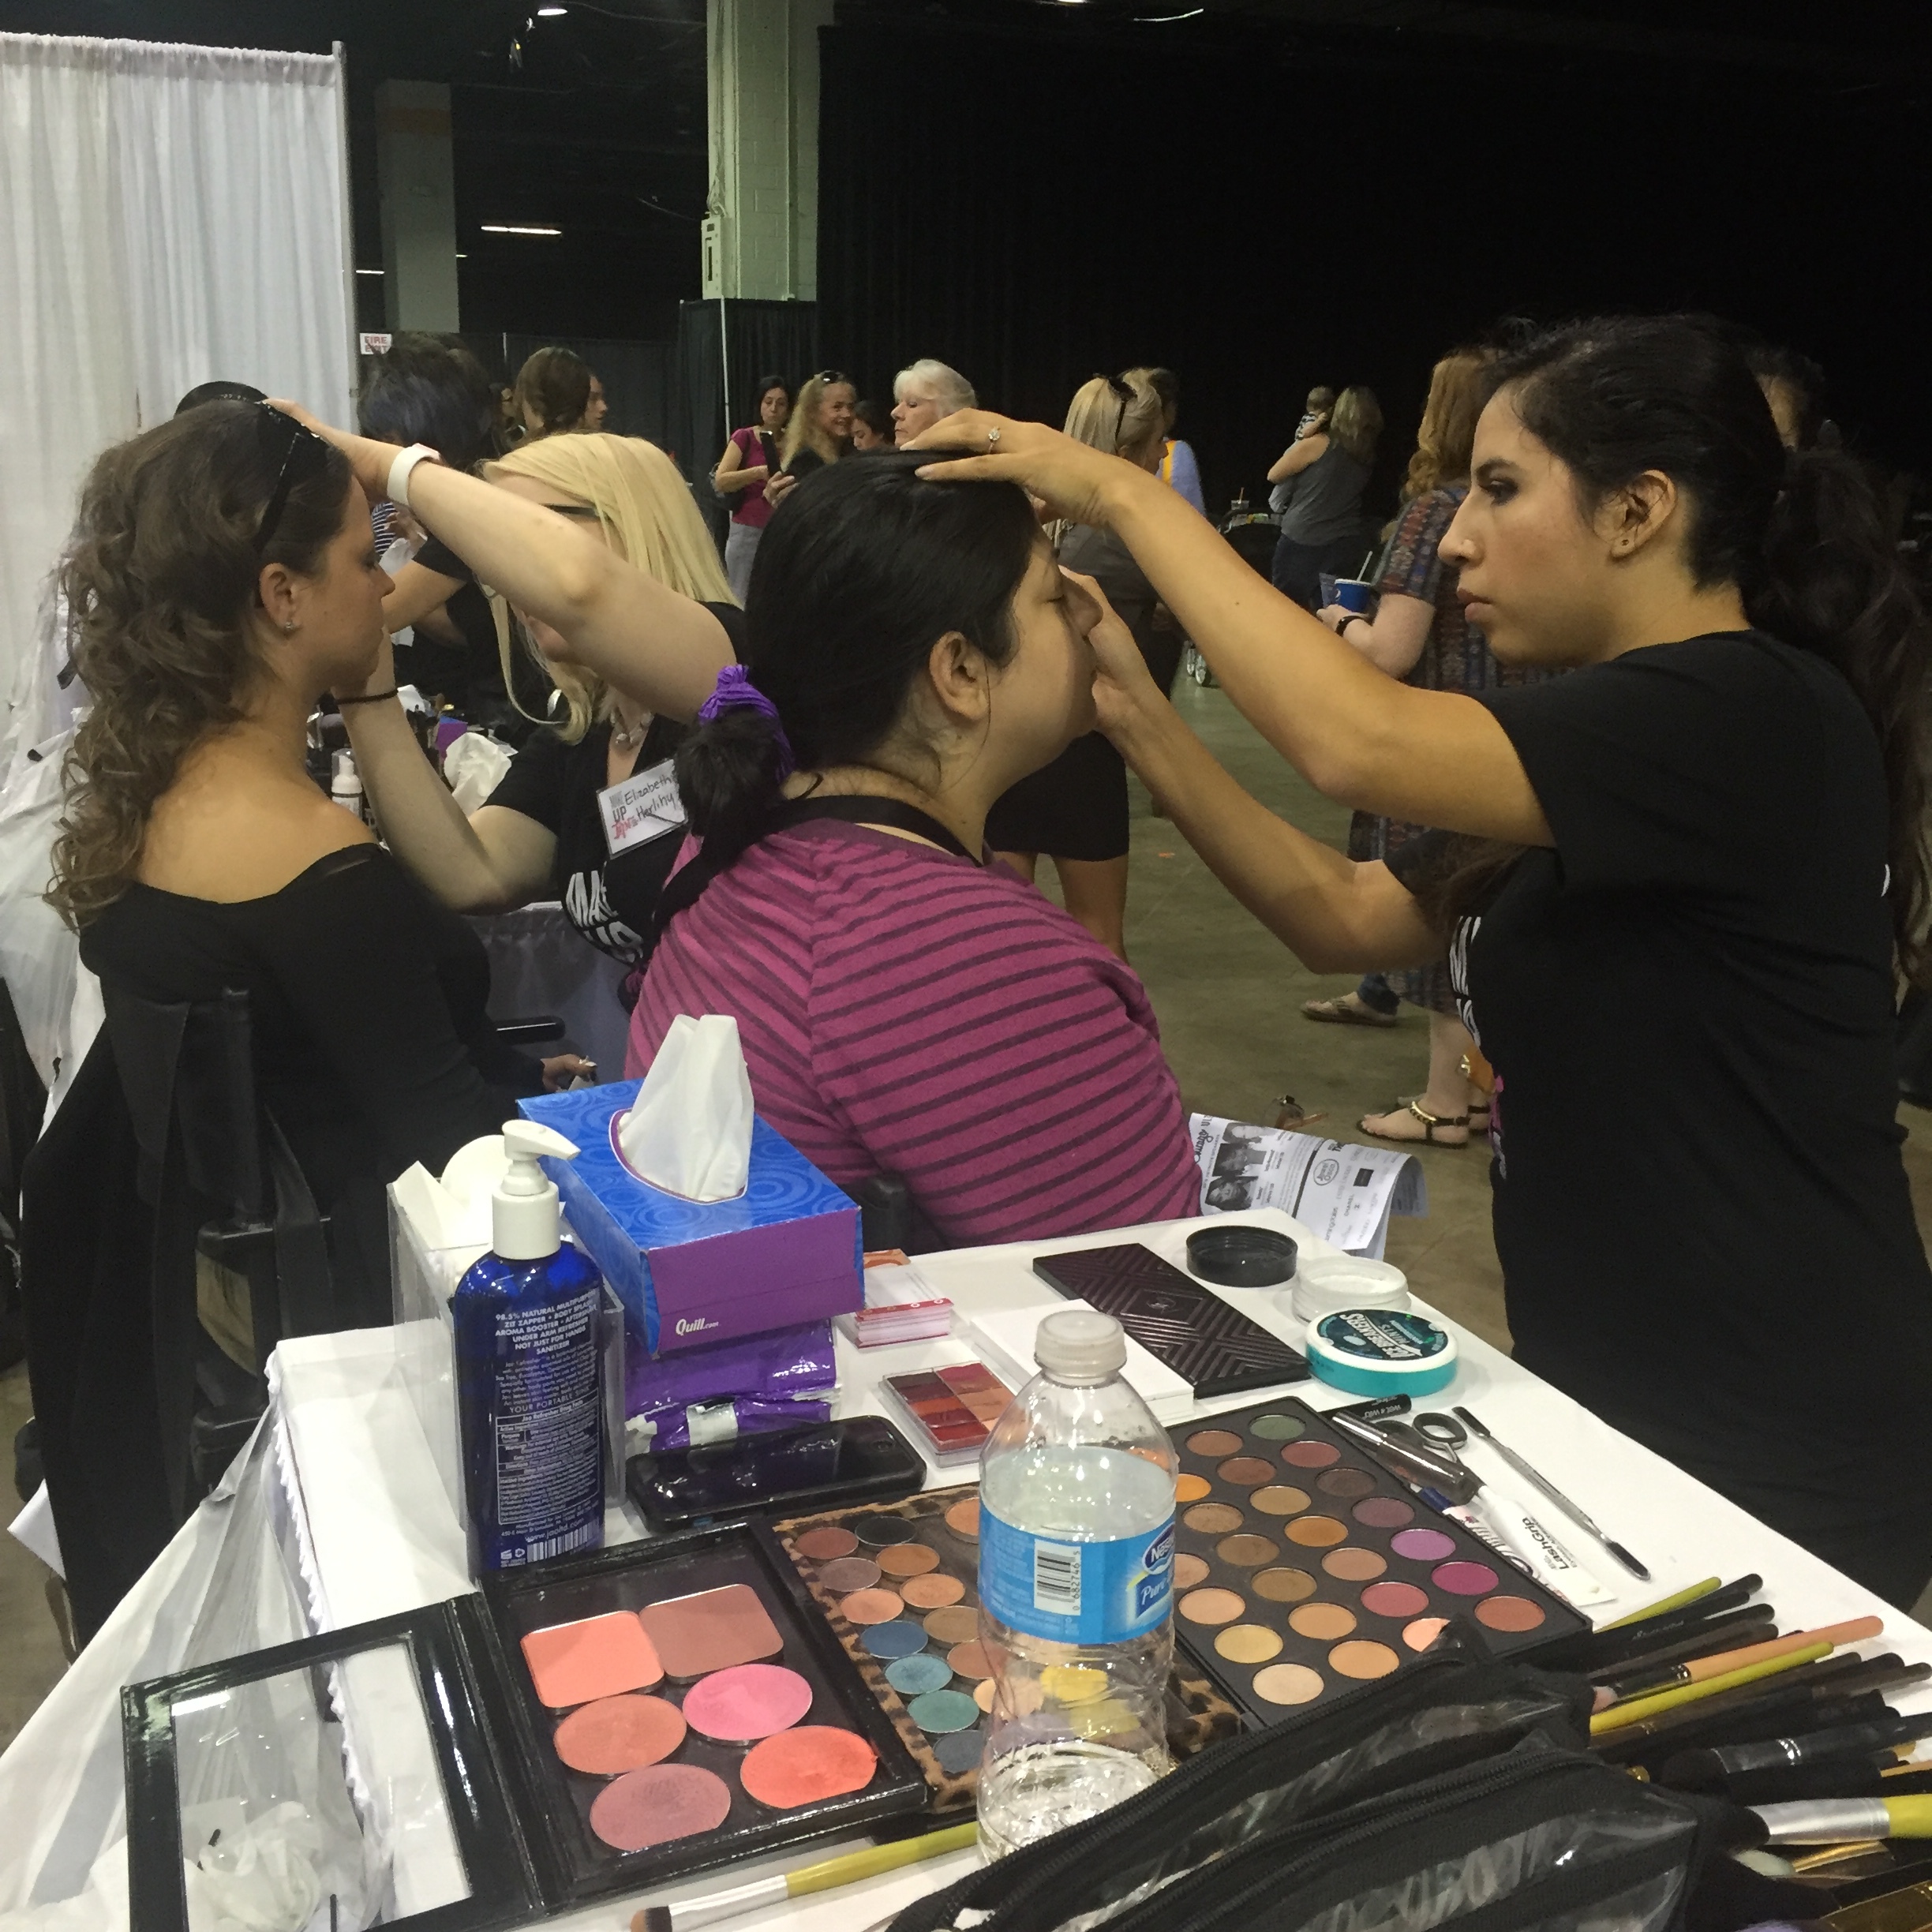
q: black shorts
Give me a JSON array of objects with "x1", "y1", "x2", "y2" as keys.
[{"x1": 984, "y1": 731, "x2": 1129, "y2": 862}]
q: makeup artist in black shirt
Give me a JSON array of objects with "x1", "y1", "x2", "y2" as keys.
[{"x1": 911, "y1": 316, "x2": 1932, "y2": 1605}]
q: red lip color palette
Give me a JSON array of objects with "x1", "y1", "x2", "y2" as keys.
[
  {"x1": 1166, "y1": 1398, "x2": 1589, "y2": 1728},
  {"x1": 879, "y1": 1361, "x2": 1015, "y2": 1466},
  {"x1": 477, "y1": 1520, "x2": 925, "y2": 1903}
]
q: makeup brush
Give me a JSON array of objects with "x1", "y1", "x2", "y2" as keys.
[
  {"x1": 1593, "y1": 1662, "x2": 1893, "y2": 1760},
  {"x1": 631, "y1": 1822, "x2": 979, "y2": 1932},
  {"x1": 1660, "y1": 1714, "x2": 1932, "y2": 1788},
  {"x1": 1750, "y1": 1795, "x2": 1932, "y2": 1845},
  {"x1": 1601, "y1": 1578, "x2": 1722, "y2": 1631},
  {"x1": 1534, "y1": 1575, "x2": 1765, "y2": 1673},
  {"x1": 1590, "y1": 1642, "x2": 1833, "y2": 1735},
  {"x1": 1598, "y1": 1618, "x2": 1883, "y2": 1703},
  {"x1": 1585, "y1": 1607, "x2": 1780, "y2": 1683}
]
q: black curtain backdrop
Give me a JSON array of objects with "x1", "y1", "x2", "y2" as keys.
[{"x1": 818, "y1": 16, "x2": 1932, "y2": 525}]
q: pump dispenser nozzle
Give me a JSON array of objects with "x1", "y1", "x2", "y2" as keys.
[{"x1": 493, "y1": 1119, "x2": 580, "y2": 1261}]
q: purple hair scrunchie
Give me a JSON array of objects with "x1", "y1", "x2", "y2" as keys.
[{"x1": 697, "y1": 665, "x2": 796, "y2": 780}]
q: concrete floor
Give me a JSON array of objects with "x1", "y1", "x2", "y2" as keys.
[{"x1": 4, "y1": 674, "x2": 1931, "y2": 1748}]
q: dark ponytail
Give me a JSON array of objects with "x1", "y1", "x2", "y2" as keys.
[
  {"x1": 1469, "y1": 315, "x2": 1932, "y2": 981},
  {"x1": 674, "y1": 451, "x2": 1039, "y2": 870}
]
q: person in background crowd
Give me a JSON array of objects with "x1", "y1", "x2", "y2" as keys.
[
  {"x1": 911, "y1": 314, "x2": 1932, "y2": 1604},
  {"x1": 851, "y1": 399, "x2": 896, "y2": 451},
  {"x1": 1314, "y1": 345, "x2": 1548, "y2": 1147},
  {"x1": 766, "y1": 369, "x2": 856, "y2": 508},
  {"x1": 631, "y1": 451, "x2": 1200, "y2": 1249},
  {"x1": 1296, "y1": 384, "x2": 1335, "y2": 443},
  {"x1": 891, "y1": 358, "x2": 977, "y2": 446},
  {"x1": 1267, "y1": 385, "x2": 1383, "y2": 608},
  {"x1": 985, "y1": 371, "x2": 1170, "y2": 959},
  {"x1": 1744, "y1": 339, "x2": 1830, "y2": 451},
  {"x1": 282, "y1": 414, "x2": 740, "y2": 975},
  {"x1": 1137, "y1": 365, "x2": 1204, "y2": 515},
  {"x1": 713, "y1": 374, "x2": 792, "y2": 602},
  {"x1": 512, "y1": 345, "x2": 601, "y2": 443}
]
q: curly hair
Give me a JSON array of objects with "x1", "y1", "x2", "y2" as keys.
[{"x1": 48, "y1": 402, "x2": 352, "y2": 928}]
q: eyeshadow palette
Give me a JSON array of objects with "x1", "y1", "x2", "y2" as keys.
[
  {"x1": 472, "y1": 1519, "x2": 925, "y2": 1903},
  {"x1": 775, "y1": 1485, "x2": 1242, "y2": 1811},
  {"x1": 1166, "y1": 1398, "x2": 1589, "y2": 1728},
  {"x1": 879, "y1": 1361, "x2": 1016, "y2": 1466}
]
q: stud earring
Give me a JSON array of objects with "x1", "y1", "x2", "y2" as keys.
[{"x1": 281, "y1": 619, "x2": 298, "y2": 634}]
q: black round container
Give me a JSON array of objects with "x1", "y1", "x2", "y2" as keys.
[{"x1": 1185, "y1": 1225, "x2": 1298, "y2": 1288}]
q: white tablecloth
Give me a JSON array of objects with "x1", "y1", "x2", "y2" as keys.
[{"x1": 268, "y1": 1208, "x2": 1932, "y2": 1932}]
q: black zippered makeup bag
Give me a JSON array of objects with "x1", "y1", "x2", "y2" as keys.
[{"x1": 886, "y1": 1636, "x2": 1802, "y2": 1932}]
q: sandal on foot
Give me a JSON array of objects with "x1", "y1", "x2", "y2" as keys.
[
  {"x1": 1302, "y1": 995, "x2": 1398, "y2": 1028},
  {"x1": 1359, "y1": 1099, "x2": 1470, "y2": 1147}
]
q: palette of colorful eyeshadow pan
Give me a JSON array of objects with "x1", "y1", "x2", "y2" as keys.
[
  {"x1": 1166, "y1": 1398, "x2": 1589, "y2": 1726},
  {"x1": 470, "y1": 1519, "x2": 925, "y2": 1904},
  {"x1": 774, "y1": 1485, "x2": 1242, "y2": 1811}
]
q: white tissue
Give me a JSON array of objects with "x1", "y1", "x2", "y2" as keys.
[
  {"x1": 441, "y1": 731, "x2": 512, "y2": 813},
  {"x1": 619, "y1": 1013, "x2": 754, "y2": 1202},
  {"x1": 390, "y1": 1135, "x2": 507, "y2": 1251}
]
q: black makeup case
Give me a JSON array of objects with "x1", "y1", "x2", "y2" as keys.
[{"x1": 885, "y1": 1629, "x2": 1814, "y2": 1932}]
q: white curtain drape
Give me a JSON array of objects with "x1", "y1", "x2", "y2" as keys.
[{"x1": 0, "y1": 32, "x2": 354, "y2": 735}]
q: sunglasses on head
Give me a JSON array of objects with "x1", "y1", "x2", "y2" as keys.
[
  {"x1": 814, "y1": 369, "x2": 850, "y2": 388},
  {"x1": 252, "y1": 402, "x2": 332, "y2": 553}
]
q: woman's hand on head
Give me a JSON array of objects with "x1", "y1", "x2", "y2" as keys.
[
  {"x1": 267, "y1": 399, "x2": 396, "y2": 507},
  {"x1": 906, "y1": 413, "x2": 1140, "y2": 530},
  {"x1": 1065, "y1": 568, "x2": 1163, "y2": 739}
]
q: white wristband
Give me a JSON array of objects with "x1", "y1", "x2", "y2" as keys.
[{"x1": 386, "y1": 443, "x2": 444, "y2": 511}]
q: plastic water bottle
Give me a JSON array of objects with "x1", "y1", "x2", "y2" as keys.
[{"x1": 976, "y1": 1308, "x2": 1177, "y2": 1859}]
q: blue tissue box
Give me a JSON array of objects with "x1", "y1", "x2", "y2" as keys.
[{"x1": 518, "y1": 1082, "x2": 863, "y2": 1355}]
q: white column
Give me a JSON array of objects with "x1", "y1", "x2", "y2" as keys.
[
  {"x1": 704, "y1": 0, "x2": 835, "y2": 301},
  {"x1": 375, "y1": 79, "x2": 459, "y2": 331}
]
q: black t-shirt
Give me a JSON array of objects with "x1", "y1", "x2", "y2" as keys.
[
  {"x1": 394, "y1": 534, "x2": 540, "y2": 743},
  {"x1": 1389, "y1": 631, "x2": 1932, "y2": 1496},
  {"x1": 482, "y1": 601, "x2": 746, "y2": 964}
]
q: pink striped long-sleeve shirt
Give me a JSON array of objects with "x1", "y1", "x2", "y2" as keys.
[{"x1": 627, "y1": 822, "x2": 1201, "y2": 1247}]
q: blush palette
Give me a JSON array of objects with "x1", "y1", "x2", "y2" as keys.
[
  {"x1": 1166, "y1": 1398, "x2": 1589, "y2": 1728},
  {"x1": 776, "y1": 1485, "x2": 1243, "y2": 1812},
  {"x1": 475, "y1": 1520, "x2": 924, "y2": 1903}
]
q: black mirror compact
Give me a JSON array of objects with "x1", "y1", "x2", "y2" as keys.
[{"x1": 1186, "y1": 1225, "x2": 1299, "y2": 1289}]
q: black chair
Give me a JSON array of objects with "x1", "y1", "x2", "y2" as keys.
[{"x1": 848, "y1": 1173, "x2": 946, "y2": 1256}]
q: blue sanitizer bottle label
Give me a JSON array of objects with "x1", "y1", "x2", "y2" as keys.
[
  {"x1": 979, "y1": 1507, "x2": 1175, "y2": 1646},
  {"x1": 491, "y1": 1289, "x2": 602, "y2": 1565}
]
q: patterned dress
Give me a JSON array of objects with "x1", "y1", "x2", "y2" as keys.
[{"x1": 1351, "y1": 485, "x2": 1550, "y2": 1015}]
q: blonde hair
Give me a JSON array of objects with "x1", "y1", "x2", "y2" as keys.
[
  {"x1": 1328, "y1": 387, "x2": 1383, "y2": 465},
  {"x1": 780, "y1": 373, "x2": 854, "y2": 469},
  {"x1": 1065, "y1": 371, "x2": 1166, "y2": 462},
  {"x1": 489, "y1": 432, "x2": 736, "y2": 743},
  {"x1": 1402, "y1": 348, "x2": 1494, "y2": 502}
]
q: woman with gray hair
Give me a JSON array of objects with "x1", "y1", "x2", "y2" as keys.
[{"x1": 892, "y1": 358, "x2": 977, "y2": 444}]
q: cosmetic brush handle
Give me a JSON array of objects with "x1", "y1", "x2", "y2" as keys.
[
  {"x1": 1754, "y1": 1795, "x2": 1932, "y2": 1843},
  {"x1": 1453, "y1": 1407, "x2": 1649, "y2": 1579}
]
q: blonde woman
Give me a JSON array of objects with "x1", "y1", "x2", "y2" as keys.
[
  {"x1": 984, "y1": 371, "x2": 1169, "y2": 957},
  {"x1": 1267, "y1": 384, "x2": 1383, "y2": 609},
  {"x1": 284, "y1": 417, "x2": 740, "y2": 969},
  {"x1": 765, "y1": 369, "x2": 856, "y2": 507}
]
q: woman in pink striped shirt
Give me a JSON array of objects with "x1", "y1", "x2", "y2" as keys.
[{"x1": 627, "y1": 452, "x2": 1200, "y2": 1248}]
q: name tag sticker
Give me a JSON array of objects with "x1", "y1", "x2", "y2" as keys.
[{"x1": 599, "y1": 758, "x2": 686, "y2": 857}]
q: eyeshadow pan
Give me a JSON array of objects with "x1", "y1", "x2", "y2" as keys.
[
  {"x1": 589, "y1": 1763, "x2": 732, "y2": 1851},
  {"x1": 922, "y1": 1607, "x2": 981, "y2": 1646},
  {"x1": 1330, "y1": 1639, "x2": 1401, "y2": 1680},
  {"x1": 1252, "y1": 1663, "x2": 1324, "y2": 1705},
  {"x1": 1403, "y1": 1616, "x2": 1451, "y2": 1651},
  {"x1": 796, "y1": 1526, "x2": 859, "y2": 1561},
  {"x1": 1285, "y1": 1515, "x2": 1347, "y2": 1548},
  {"x1": 877, "y1": 1543, "x2": 941, "y2": 1578},
  {"x1": 638, "y1": 1584, "x2": 783, "y2": 1680},
  {"x1": 1321, "y1": 1546, "x2": 1387, "y2": 1582},
  {"x1": 1361, "y1": 1580, "x2": 1431, "y2": 1620},
  {"x1": 852, "y1": 1513, "x2": 912, "y2": 1548},
  {"x1": 1217, "y1": 1456, "x2": 1277, "y2": 1488},
  {"x1": 900, "y1": 1573, "x2": 966, "y2": 1610},
  {"x1": 1316, "y1": 1466, "x2": 1377, "y2": 1499},
  {"x1": 839, "y1": 1588, "x2": 906, "y2": 1626},
  {"x1": 863, "y1": 1620, "x2": 930, "y2": 1661},
  {"x1": 739, "y1": 1727, "x2": 878, "y2": 1809},
  {"x1": 1248, "y1": 1413, "x2": 1306, "y2": 1441},
  {"x1": 1353, "y1": 1496, "x2": 1415, "y2": 1530},
  {"x1": 681, "y1": 1663, "x2": 814, "y2": 1743},
  {"x1": 521, "y1": 1612, "x2": 664, "y2": 1709},
  {"x1": 1280, "y1": 1440, "x2": 1341, "y2": 1470},
  {"x1": 1432, "y1": 1560, "x2": 1501, "y2": 1597},
  {"x1": 1475, "y1": 1594, "x2": 1547, "y2": 1633},
  {"x1": 1178, "y1": 1587, "x2": 1247, "y2": 1626},
  {"x1": 1216, "y1": 1533, "x2": 1279, "y2": 1567},
  {"x1": 972, "y1": 1678, "x2": 997, "y2": 1714},
  {"x1": 944, "y1": 1498, "x2": 981, "y2": 1539},
  {"x1": 945, "y1": 1640, "x2": 995, "y2": 1679},
  {"x1": 1251, "y1": 1485, "x2": 1312, "y2": 1517},
  {"x1": 1186, "y1": 1428, "x2": 1245, "y2": 1457},
  {"x1": 908, "y1": 1688, "x2": 982, "y2": 1734},
  {"x1": 886, "y1": 1653, "x2": 955, "y2": 1697},
  {"x1": 1183, "y1": 1502, "x2": 1245, "y2": 1534},
  {"x1": 552, "y1": 1694, "x2": 687, "y2": 1775},
  {"x1": 1173, "y1": 1552, "x2": 1211, "y2": 1590},
  {"x1": 934, "y1": 1729, "x2": 986, "y2": 1776},
  {"x1": 1175, "y1": 1473, "x2": 1212, "y2": 1503},
  {"x1": 1041, "y1": 1664, "x2": 1108, "y2": 1705},
  {"x1": 1252, "y1": 1566, "x2": 1317, "y2": 1603},
  {"x1": 1389, "y1": 1526, "x2": 1458, "y2": 1563},
  {"x1": 1289, "y1": 1601, "x2": 1357, "y2": 1641},
  {"x1": 1215, "y1": 1623, "x2": 1284, "y2": 1665},
  {"x1": 817, "y1": 1557, "x2": 883, "y2": 1593}
]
